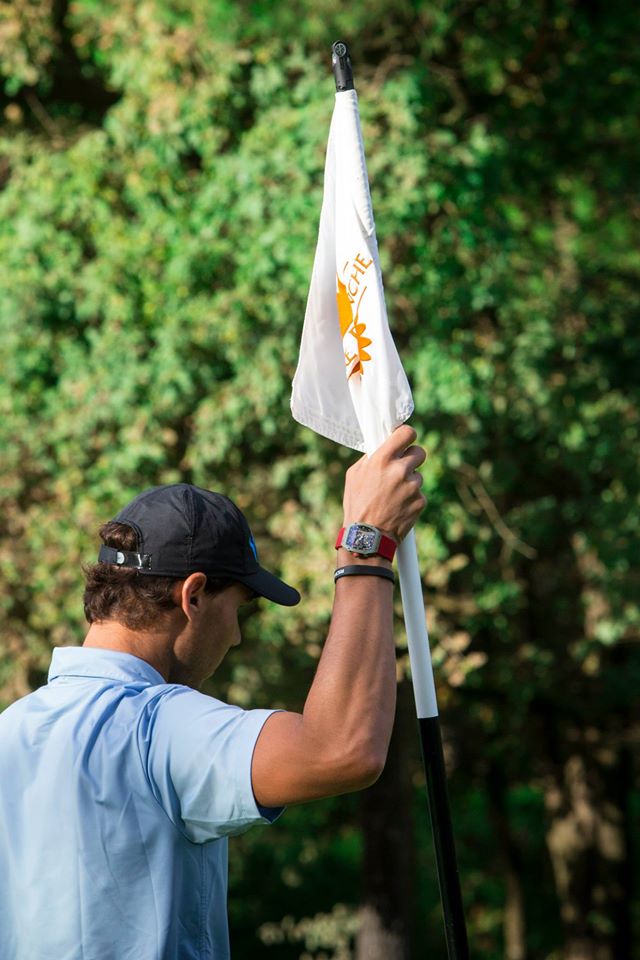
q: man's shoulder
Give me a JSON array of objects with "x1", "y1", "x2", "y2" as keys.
[
  {"x1": 143, "y1": 683, "x2": 246, "y2": 734},
  {"x1": 148, "y1": 683, "x2": 231, "y2": 709},
  {"x1": 0, "y1": 687, "x2": 44, "y2": 726}
]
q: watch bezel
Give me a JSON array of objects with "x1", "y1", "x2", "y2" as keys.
[{"x1": 343, "y1": 523, "x2": 382, "y2": 556}]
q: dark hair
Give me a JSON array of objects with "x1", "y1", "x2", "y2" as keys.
[{"x1": 83, "y1": 521, "x2": 233, "y2": 631}]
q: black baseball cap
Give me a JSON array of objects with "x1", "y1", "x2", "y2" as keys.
[{"x1": 97, "y1": 483, "x2": 300, "y2": 607}]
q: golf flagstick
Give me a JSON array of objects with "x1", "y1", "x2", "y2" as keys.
[{"x1": 291, "y1": 42, "x2": 469, "y2": 960}]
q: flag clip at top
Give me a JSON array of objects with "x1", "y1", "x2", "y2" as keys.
[
  {"x1": 331, "y1": 41, "x2": 354, "y2": 92},
  {"x1": 290, "y1": 85, "x2": 413, "y2": 456}
]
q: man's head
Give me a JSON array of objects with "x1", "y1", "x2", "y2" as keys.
[
  {"x1": 82, "y1": 484, "x2": 300, "y2": 685},
  {"x1": 83, "y1": 520, "x2": 234, "y2": 630}
]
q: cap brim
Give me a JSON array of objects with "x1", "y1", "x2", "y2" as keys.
[{"x1": 241, "y1": 567, "x2": 301, "y2": 607}]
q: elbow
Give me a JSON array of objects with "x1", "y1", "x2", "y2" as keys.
[
  {"x1": 359, "y1": 751, "x2": 387, "y2": 787},
  {"x1": 352, "y1": 765, "x2": 384, "y2": 791},
  {"x1": 301, "y1": 735, "x2": 390, "y2": 798},
  {"x1": 341, "y1": 747, "x2": 387, "y2": 791}
]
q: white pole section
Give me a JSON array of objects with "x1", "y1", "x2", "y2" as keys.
[{"x1": 397, "y1": 530, "x2": 439, "y2": 719}]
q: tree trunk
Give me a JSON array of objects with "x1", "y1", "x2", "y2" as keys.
[
  {"x1": 356, "y1": 680, "x2": 415, "y2": 960},
  {"x1": 486, "y1": 765, "x2": 528, "y2": 960},
  {"x1": 544, "y1": 729, "x2": 632, "y2": 960},
  {"x1": 525, "y1": 542, "x2": 635, "y2": 960}
]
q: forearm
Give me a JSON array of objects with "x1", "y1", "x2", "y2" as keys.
[{"x1": 300, "y1": 550, "x2": 396, "y2": 790}]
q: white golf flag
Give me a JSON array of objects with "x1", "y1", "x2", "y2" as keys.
[{"x1": 291, "y1": 89, "x2": 414, "y2": 455}]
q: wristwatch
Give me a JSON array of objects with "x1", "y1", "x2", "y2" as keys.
[{"x1": 335, "y1": 523, "x2": 397, "y2": 561}]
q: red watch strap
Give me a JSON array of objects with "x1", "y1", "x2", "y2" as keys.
[
  {"x1": 335, "y1": 526, "x2": 397, "y2": 561},
  {"x1": 378, "y1": 534, "x2": 397, "y2": 561}
]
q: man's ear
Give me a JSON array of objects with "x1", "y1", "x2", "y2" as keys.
[{"x1": 178, "y1": 573, "x2": 208, "y2": 620}]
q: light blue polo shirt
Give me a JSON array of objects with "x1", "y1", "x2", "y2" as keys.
[{"x1": 0, "y1": 647, "x2": 282, "y2": 960}]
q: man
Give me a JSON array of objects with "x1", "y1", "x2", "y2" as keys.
[{"x1": 0, "y1": 425, "x2": 425, "y2": 959}]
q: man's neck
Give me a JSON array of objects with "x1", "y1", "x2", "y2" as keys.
[{"x1": 83, "y1": 621, "x2": 173, "y2": 682}]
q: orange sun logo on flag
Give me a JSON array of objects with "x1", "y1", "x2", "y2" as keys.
[{"x1": 336, "y1": 253, "x2": 374, "y2": 379}]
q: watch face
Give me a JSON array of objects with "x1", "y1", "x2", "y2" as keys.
[{"x1": 345, "y1": 525, "x2": 380, "y2": 554}]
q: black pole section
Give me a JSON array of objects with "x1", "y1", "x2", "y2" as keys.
[
  {"x1": 419, "y1": 717, "x2": 470, "y2": 959},
  {"x1": 329, "y1": 37, "x2": 470, "y2": 960},
  {"x1": 331, "y1": 41, "x2": 354, "y2": 91}
]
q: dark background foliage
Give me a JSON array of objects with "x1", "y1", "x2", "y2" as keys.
[{"x1": 1, "y1": 2, "x2": 638, "y2": 957}]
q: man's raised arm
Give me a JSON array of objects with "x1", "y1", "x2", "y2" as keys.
[{"x1": 251, "y1": 425, "x2": 426, "y2": 807}]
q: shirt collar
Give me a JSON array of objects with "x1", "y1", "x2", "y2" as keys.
[{"x1": 48, "y1": 647, "x2": 166, "y2": 687}]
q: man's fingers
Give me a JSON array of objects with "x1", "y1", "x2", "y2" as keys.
[
  {"x1": 343, "y1": 424, "x2": 428, "y2": 543},
  {"x1": 384, "y1": 424, "x2": 418, "y2": 456},
  {"x1": 402, "y1": 444, "x2": 427, "y2": 471}
]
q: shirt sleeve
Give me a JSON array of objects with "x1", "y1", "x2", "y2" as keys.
[{"x1": 141, "y1": 686, "x2": 284, "y2": 843}]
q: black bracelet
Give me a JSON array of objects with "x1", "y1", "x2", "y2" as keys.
[{"x1": 334, "y1": 564, "x2": 395, "y2": 585}]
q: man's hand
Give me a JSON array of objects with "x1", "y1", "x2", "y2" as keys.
[{"x1": 342, "y1": 425, "x2": 427, "y2": 542}]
